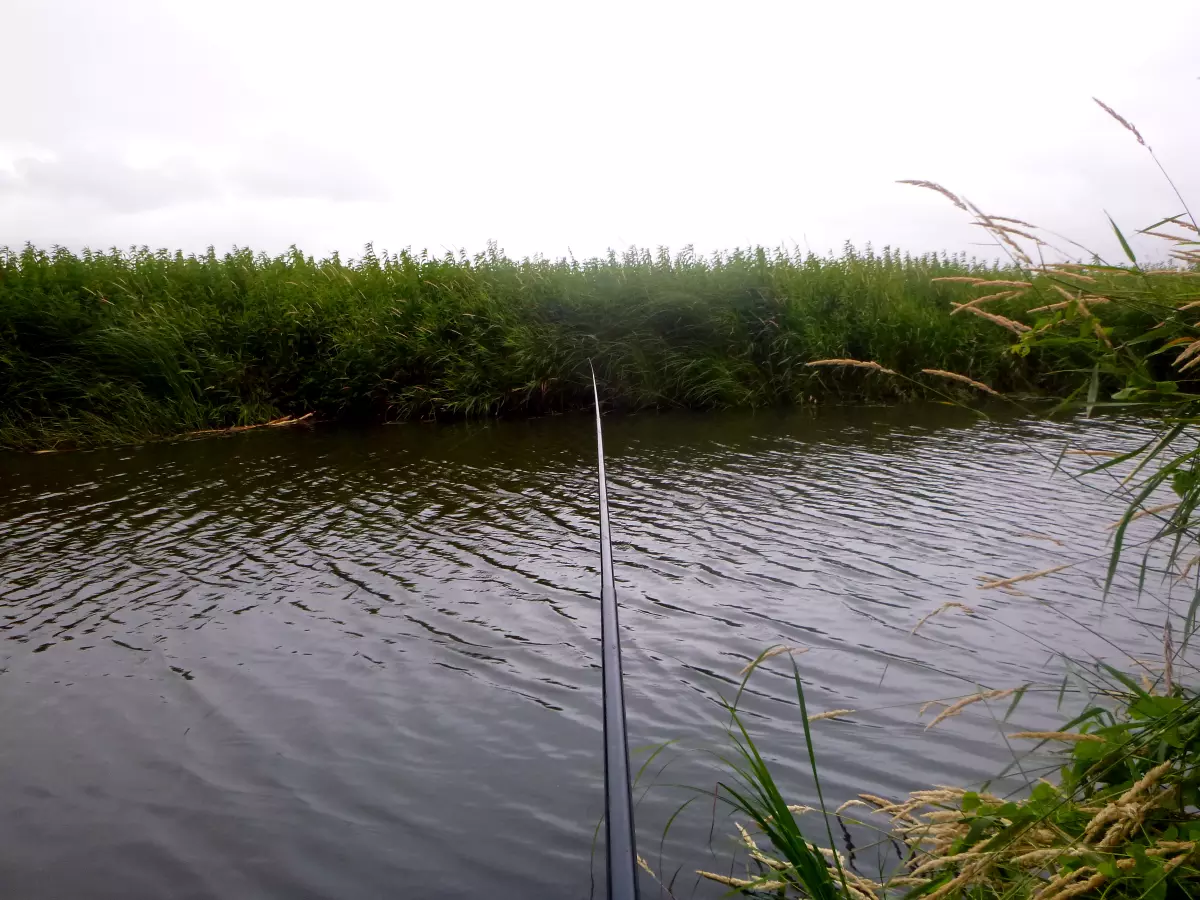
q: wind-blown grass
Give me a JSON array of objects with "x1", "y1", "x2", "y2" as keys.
[
  {"x1": 692, "y1": 654, "x2": 1200, "y2": 900},
  {"x1": 1, "y1": 242, "x2": 1171, "y2": 450},
  {"x1": 672, "y1": 96, "x2": 1200, "y2": 900}
]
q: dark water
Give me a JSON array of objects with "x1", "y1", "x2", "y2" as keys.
[{"x1": 0, "y1": 407, "x2": 1174, "y2": 899}]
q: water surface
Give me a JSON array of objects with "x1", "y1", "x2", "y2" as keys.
[{"x1": 0, "y1": 407, "x2": 1172, "y2": 898}]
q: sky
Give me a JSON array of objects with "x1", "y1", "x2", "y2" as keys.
[{"x1": 1, "y1": 0, "x2": 1197, "y2": 264}]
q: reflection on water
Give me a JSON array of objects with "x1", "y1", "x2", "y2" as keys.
[{"x1": 0, "y1": 407, "x2": 1169, "y2": 898}]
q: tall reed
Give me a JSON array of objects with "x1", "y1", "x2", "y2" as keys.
[{"x1": 1, "y1": 242, "x2": 1169, "y2": 450}]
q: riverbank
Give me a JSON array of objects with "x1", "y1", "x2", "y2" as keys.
[{"x1": 0, "y1": 242, "x2": 1175, "y2": 450}]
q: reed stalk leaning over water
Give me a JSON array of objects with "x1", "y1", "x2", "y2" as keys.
[{"x1": 662, "y1": 97, "x2": 1200, "y2": 900}]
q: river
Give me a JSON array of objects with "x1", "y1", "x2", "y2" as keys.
[{"x1": 0, "y1": 406, "x2": 1174, "y2": 899}]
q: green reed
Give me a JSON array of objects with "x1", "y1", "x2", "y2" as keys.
[{"x1": 0, "y1": 242, "x2": 1159, "y2": 451}]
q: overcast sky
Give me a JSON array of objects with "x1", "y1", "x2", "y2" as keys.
[{"x1": 2, "y1": 0, "x2": 1197, "y2": 263}]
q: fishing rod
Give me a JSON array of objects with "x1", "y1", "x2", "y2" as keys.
[{"x1": 590, "y1": 365, "x2": 641, "y2": 900}]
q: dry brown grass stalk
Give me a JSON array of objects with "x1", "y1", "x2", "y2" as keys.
[
  {"x1": 971, "y1": 222, "x2": 1043, "y2": 243},
  {"x1": 950, "y1": 290, "x2": 1025, "y2": 314},
  {"x1": 910, "y1": 852, "x2": 984, "y2": 877},
  {"x1": 956, "y1": 305, "x2": 1031, "y2": 334},
  {"x1": 920, "y1": 369, "x2": 1001, "y2": 396},
  {"x1": 1175, "y1": 340, "x2": 1200, "y2": 368},
  {"x1": 807, "y1": 708, "x2": 855, "y2": 723},
  {"x1": 1028, "y1": 300, "x2": 1074, "y2": 313},
  {"x1": 1044, "y1": 270, "x2": 1099, "y2": 284},
  {"x1": 931, "y1": 276, "x2": 986, "y2": 284},
  {"x1": 898, "y1": 180, "x2": 969, "y2": 211},
  {"x1": 835, "y1": 799, "x2": 875, "y2": 815},
  {"x1": 979, "y1": 563, "x2": 1072, "y2": 590},
  {"x1": 1094, "y1": 98, "x2": 1146, "y2": 146},
  {"x1": 737, "y1": 644, "x2": 805, "y2": 676},
  {"x1": 1175, "y1": 553, "x2": 1200, "y2": 580},
  {"x1": 859, "y1": 793, "x2": 895, "y2": 809},
  {"x1": 805, "y1": 359, "x2": 898, "y2": 375},
  {"x1": 697, "y1": 871, "x2": 784, "y2": 890},
  {"x1": 1012, "y1": 847, "x2": 1079, "y2": 867},
  {"x1": 1008, "y1": 731, "x2": 1107, "y2": 743},
  {"x1": 912, "y1": 601, "x2": 976, "y2": 635},
  {"x1": 1107, "y1": 501, "x2": 1180, "y2": 529},
  {"x1": 926, "y1": 689, "x2": 1016, "y2": 730},
  {"x1": 1042, "y1": 870, "x2": 1108, "y2": 900}
]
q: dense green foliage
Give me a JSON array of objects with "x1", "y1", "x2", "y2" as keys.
[
  {"x1": 692, "y1": 655, "x2": 1200, "y2": 900},
  {"x1": 0, "y1": 242, "x2": 1161, "y2": 450}
]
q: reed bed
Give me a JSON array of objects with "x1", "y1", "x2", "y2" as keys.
[{"x1": 0, "y1": 242, "x2": 1177, "y2": 451}]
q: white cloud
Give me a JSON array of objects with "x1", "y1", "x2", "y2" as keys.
[
  {"x1": 1, "y1": 0, "x2": 1197, "y2": 261},
  {"x1": 0, "y1": 150, "x2": 217, "y2": 213}
]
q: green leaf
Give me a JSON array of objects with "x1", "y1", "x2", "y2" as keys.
[
  {"x1": 1172, "y1": 469, "x2": 1197, "y2": 498},
  {"x1": 961, "y1": 792, "x2": 981, "y2": 812},
  {"x1": 1030, "y1": 782, "x2": 1056, "y2": 804},
  {"x1": 1108, "y1": 212, "x2": 1139, "y2": 266}
]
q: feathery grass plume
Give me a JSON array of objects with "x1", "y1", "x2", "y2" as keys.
[
  {"x1": 1106, "y1": 501, "x2": 1180, "y2": 529},
  {"x1": 955, "y1": 305, "x2": 1032, "y2": 334},
  {"x1": 970, "y1": 222, "x2": 1043, "y2": 244},
  {"x1": 898, "y1": 179, "x2": 969, "y2": 211},
  {"x1": 974, "y1": 280, "x2": 1033, "y2": 289},
  {"x1": 1035, "y1": 267, "x2": 1099, "y2": 283},
  {"x1": 1028, "y1": 300, "x2": 1074, "y2": 313},
  {"x1": 925, "y1": 688, "x2": 1016, "y2": 730},
  {"x1": 1012, "y1": 847, "x2": 1081, "y2": 867},
  {"x1": 697, "y1": 871, "x2": 785, "y2": 890},
  {"x1": 738, "y1": 645, "x2": 804, "y2": 676},
  {"x1": 978, "y1": 563, "x2": 1072, "y2": 590},
  {"x1": 1174, "y1": 340, "x2": 1200, "y2": 368},
  {"x1": 950, "y1": 290, "x2": 1025, "y2": 314},
  {"x1": 931, "y1": 276, "x2": 986, "y2": 284},
  {"x1": 807, "y1": 709, "x2": 855, "y2": 723},
  {"x1": 918, "y1": 699, "x2": 944, "y2": 716},
  {"x1": 1017, "y1": 531, "x2": 1068, "y2": 544},
  {"x1": 1175, "y1": 553, "x2": 1200, "y2": 579},
  {"x1": 910, "y1": 851, "x2": 985, "y2": 877},
  {"x1": 911, "y1": 601, "x2": 976, "y2": 634},
  {"x1": 1094, "y1": 97, "x2": 1146, "y2": 146},
  {"x1": 804, "y1": 359, "x2": 898, "y2": 375},
  {"x1": 920, "y1": 369, "x2": 1001, "y2": 397},
  {"x1": 859, "y1": 793, "x2": 896, "y2": 810},
  {"x1": 1040, "y1": 870, "x2": 1108, "y2": 900},
  {"x1": 1007, "y1": 731, "x2": 1107, "y2": 743},
  {"x1": 834, "y1": 799, "x2": 874, "y2": 816}
]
